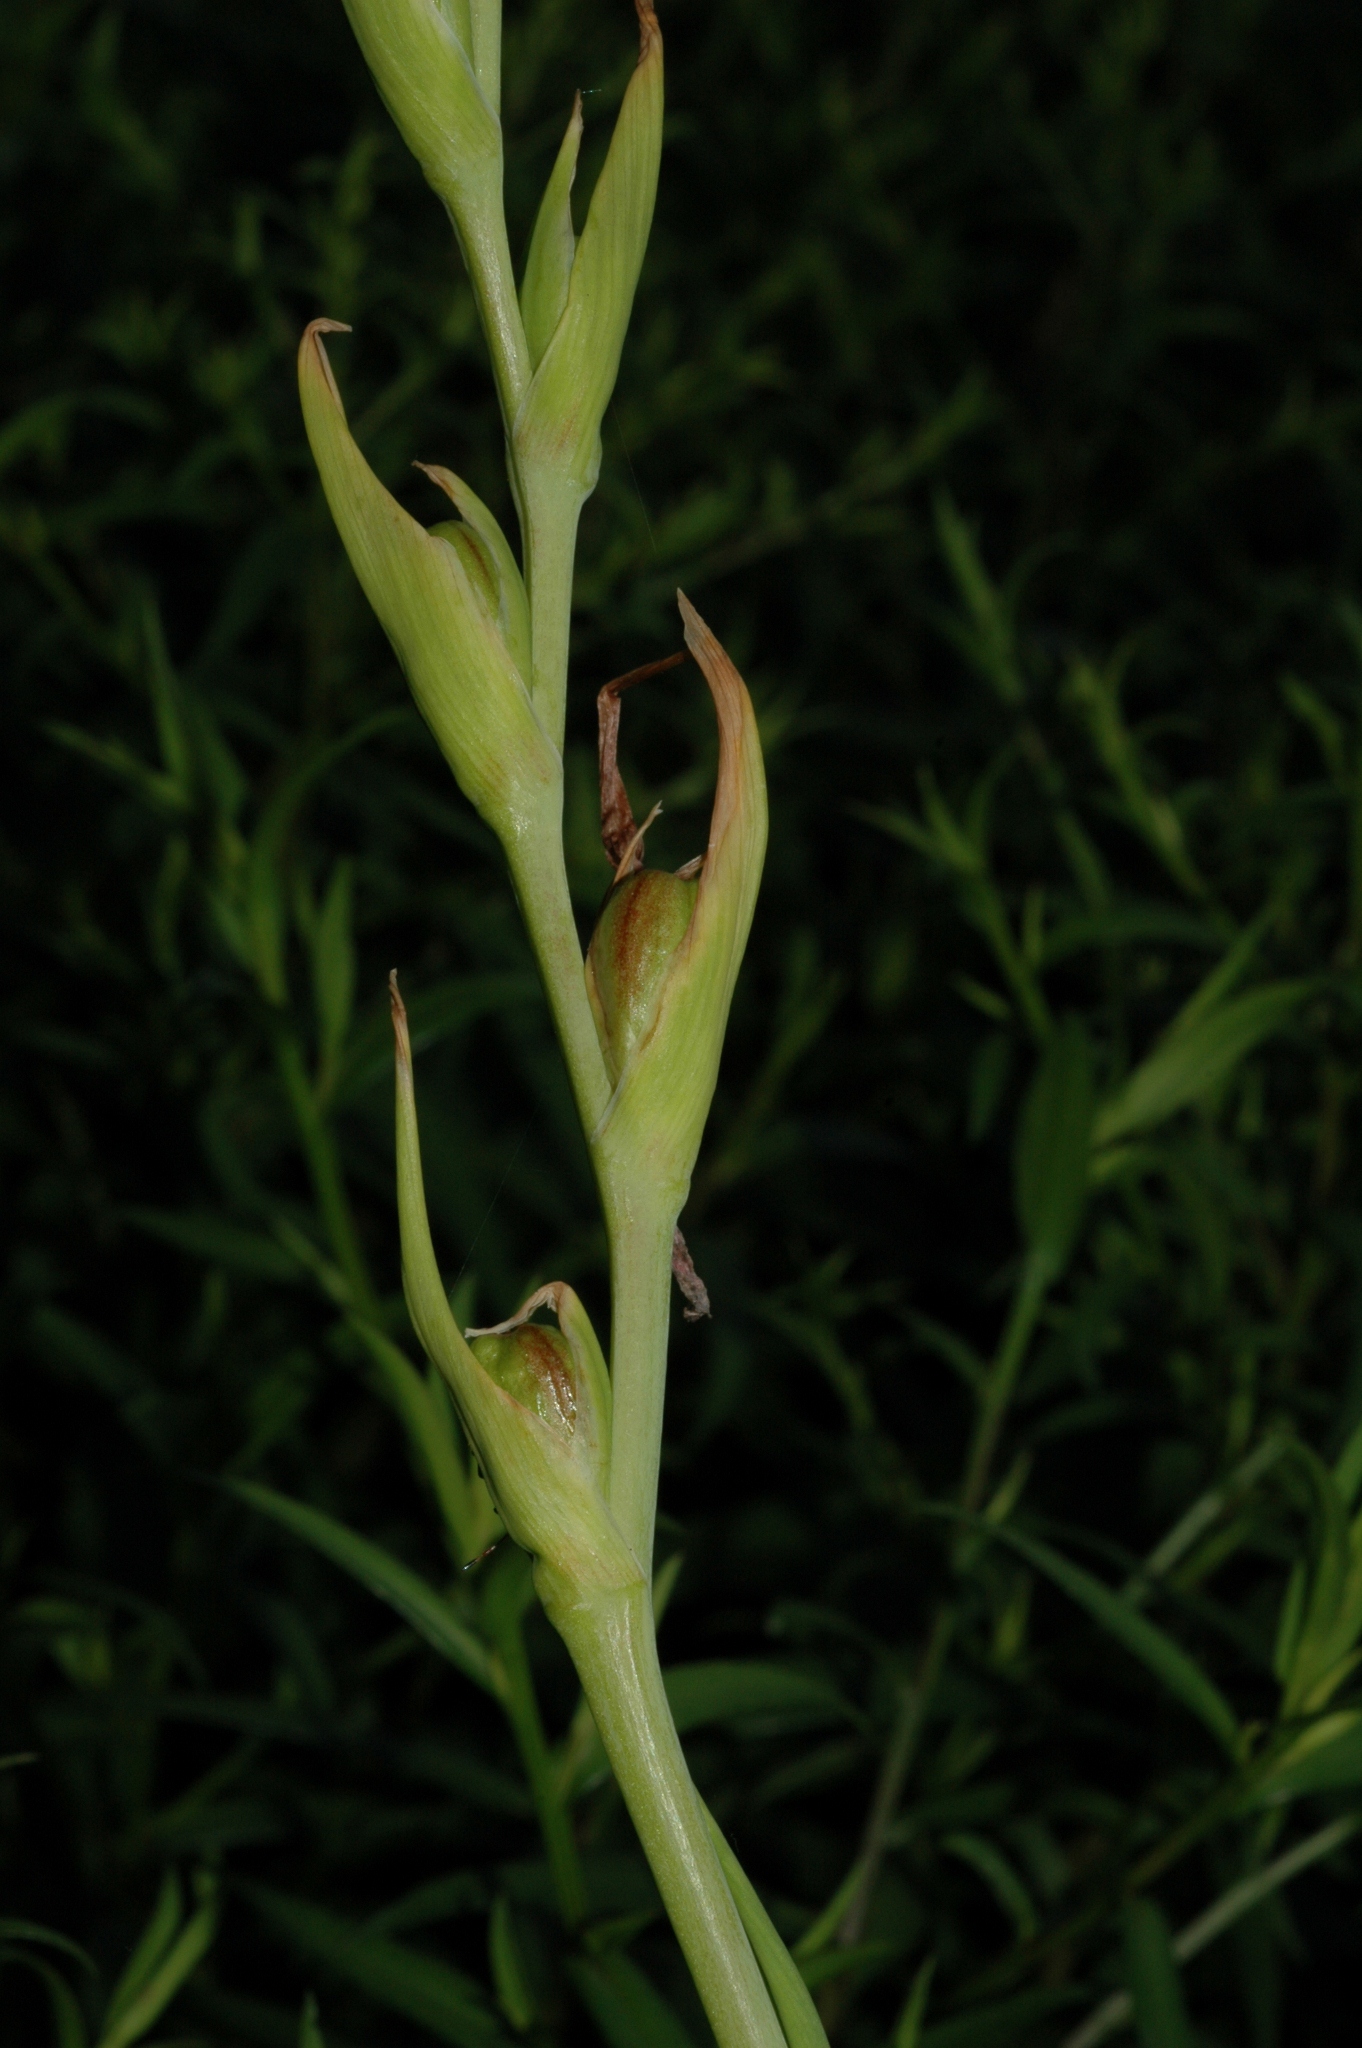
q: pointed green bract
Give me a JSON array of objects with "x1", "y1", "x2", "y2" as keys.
[
  {"x1": 298, "y1": 322, "x2": 558, "y2": 846},
  {"x1": 514, "y1": 2, "x2": 662, "y2": 494},
  {"x1": 522, "y1": 97, "x2": 583, "y2": 370},
  {"x1": 511, "y1": 3, "x2": 663, "y2": 730},
  {"x1": 418, "y1": 458, "x2": 532, "y2": 686},
  {"x1": 393, "y1": 979, "x2": 636, "y2": 1586}
]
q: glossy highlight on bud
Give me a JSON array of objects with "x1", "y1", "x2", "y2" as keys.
[
  {"x1": 470, "y1": 1322, "x2": 577, "y2": 1438},
  {"x1": 588, "y1": 868, "x2": 699, "y2": 1080}
]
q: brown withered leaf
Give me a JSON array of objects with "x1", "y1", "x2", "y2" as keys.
[{"x1": 672, "y1": 1228, "x2": 712, "y2": 1322}]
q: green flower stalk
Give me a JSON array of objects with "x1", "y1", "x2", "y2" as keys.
[{"x1": 303, "y1": 3, "x2": 806, "y2": 2043}]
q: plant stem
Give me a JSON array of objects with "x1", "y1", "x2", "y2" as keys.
[
  {"x1": 455, "y1": 188, "x2": 530, "y2": 431},
  {"x1": 272, "y1": 1021, "x2": 377, "y2": 1318},
  {"x1": 960, "y1": 1260, "x2": 1048, "y2": 1514},
  {"x1": 488, "y1": 1606, "x2": 588, "y2": 1928},
  {"x1": 519, "y1": 471, "x2": 584, "y2": 749},
  {"x1": 601, "y1": 1195, "x2": 676, "y2": 1576},
  {"x1": 506, "y1": 825, "x2": 611, "y2": 1136},
  {"x1": 836, "y1": 1607, "x2": 954, "y2": 1949},
  {"x1": 540, "y1": 1569, "x2": 786, "y2": 2048}
]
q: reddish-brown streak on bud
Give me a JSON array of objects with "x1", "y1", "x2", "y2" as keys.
[
  {"x1": 469, "y1": 1321, "x2": 579, "y2": 1438},
  {"x1": 516, "y1": 1325, "x2": 578, "y2": 1430}
]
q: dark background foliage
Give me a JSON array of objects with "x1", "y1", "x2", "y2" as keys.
[{"x1": 4, "y1": 0, "x2": 1362, "y2": 2041}]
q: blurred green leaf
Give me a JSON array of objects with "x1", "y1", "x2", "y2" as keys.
[
  {"x1": 1094, "y1": 983, "x2": 1309, "y2": 1149},
  {"x1": 663, "y1": 1662, "x2": 856, "y2": 1735},
  {"x1": 1014, "y1": 1017, "x2": 1094, "y2": 1285},
  {"x1": 1122, "y1": 1899, "x2": 1193, "y2": 2048},
  {"x1": 567, "y1": 1952, "x2": 699, "y2": 2048},
  {"x1": 487, "y1": 1896, "x2": 535, "y2": 2033},
  {"x1": 311, "y1": 861, "x2": 356, "y2": 1092},
  {"x1": 941, "y1": 1832, "x2": 1037, "y2": 1943},
  {"x1": 919, "y1": 1986, "x2": 1081, "y2": 2047},
  {"x1": 226, "y1": 1480, "x2": 495, "y2": 1694},
  {"x1": 123, "y1": 1209, "x2": 302, "y2": 1282},
  {"x1": 893, "y1": 1959, "x2": 936, "y2": 2048},
  {"x1": 0, "y1": 1950, "x2": 90, "y2": 2048},
  {"x1": 97, "y1": 1872, "x2": 217, "y2": 2048},
  {"x1": 977, "y1": 1523, "x2": 1242, "y2": 1756},
  {"x1": 245, "y1": 1887, "x2": 508, "y2": 2048}
]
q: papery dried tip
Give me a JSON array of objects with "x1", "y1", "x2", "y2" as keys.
[
  {"x1": 597, "y1": 650, "x2": 687, "y2": 868},
  {"x1": 412, "y1": 460, "x2": 459, "y2": 508},
  {"x1": 389, "y1": 969, "x2": 411, "y2": 1064},
  {"x1": 672, "y1": 1228, "x2": 711, "y2": 1322},
  {"x1": 613, "y1": 800, "x2": 662, "y2": 885},
  {"x1": 299, "y1": 317, "x2": 353, "y2": 407},
  {"x1": 466, "y1": 1282, "x2": 568, "y2": 1340},
  {"x1": 634, "y1": 0, "x2": 661, "y2": 60}
]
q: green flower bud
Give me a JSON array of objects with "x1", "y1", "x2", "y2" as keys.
[
  {"x1": 466, "y1": 1277, "x2": 612, "y2": 1496},
  {"x1": 587, "y1": 868, "x2": 700, "y2": 1080},
  {"x1": 588, "y1": 595, "x2": 767, "y2": 1207},
  {"x1": 298, "y1": 321, "x2": 556, "y2": 846},
  {"x1": 392, "y1": 977, "x2": 635, "y2": 1585}
]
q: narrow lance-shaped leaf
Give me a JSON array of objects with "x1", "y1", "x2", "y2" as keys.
[
  {"x1": 100, "y1": 1872, "x2": 183, "y2": 2038},
  {"x1": 225, "y1": 1476, "x2": 496, "y2": 1695},
  {"x1": 568, "y1": 1951, "x2": 700, "y2": 2048},
  {"x1": 246, "y1": 1886, "x2": 508, "y2": 2048},
  {"x1": 96, "y1": 1871, "x2": 217, "y2": 2048},
  {"x1": 1122, "y1": 1900, "x2": 1194, "y2": 2048},
  {"x1": 1094, "y1": 981, "x2": 1309, "y2": 1149},
  {"x1": 1014, "y1": 1016, "x2": 1094, "y2": 1286},
  {"x1": 972, "y1": 1520, "x2": 1242, "y2": 1758}
]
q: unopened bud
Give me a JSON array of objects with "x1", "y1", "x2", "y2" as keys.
[
  {"x1": 470, "y1": 1322, "x2": 577, "y2": 1436},
  {"x1": 587, "y1": 869, "x2": 699, "y2": 1080}
]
